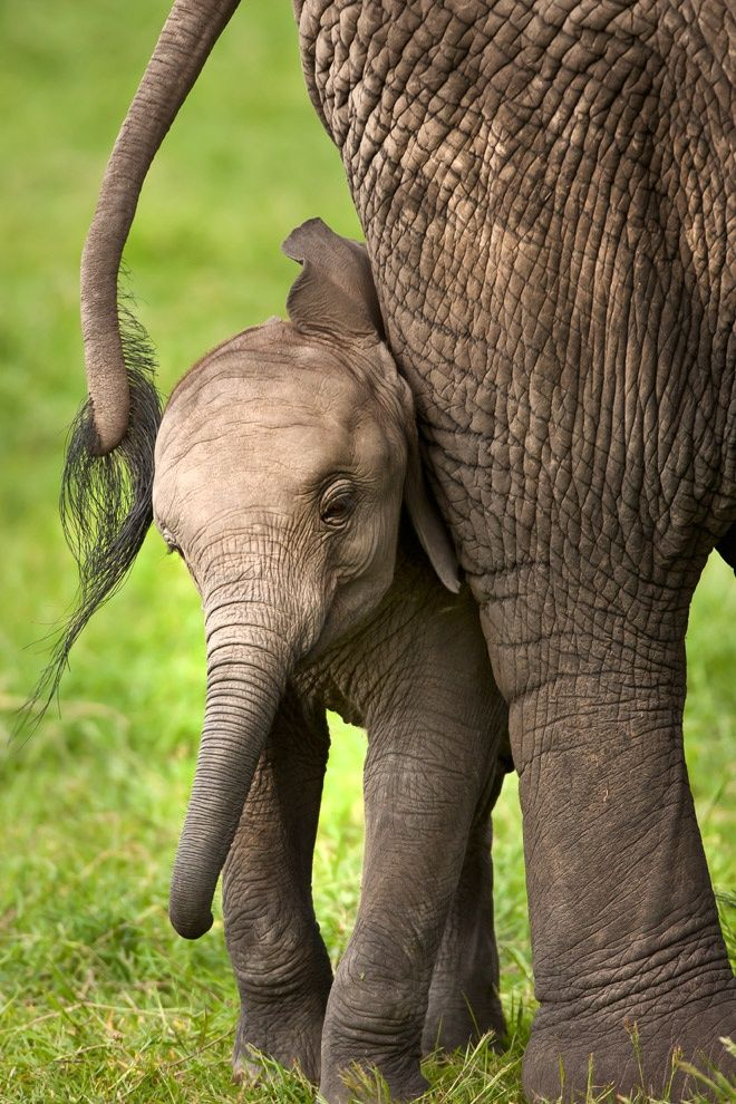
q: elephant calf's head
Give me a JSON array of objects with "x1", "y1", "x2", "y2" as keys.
[{"x1": 152, "y1": 219, "x2": 459, "y2": 940}]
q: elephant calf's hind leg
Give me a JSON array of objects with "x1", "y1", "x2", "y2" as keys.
[{"x1": 423, "y1": 767, "x2": 507, "y2": 1056}]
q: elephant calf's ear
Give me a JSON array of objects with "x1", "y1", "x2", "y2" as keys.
[
  {"x1": 282, "y1": 218, "x2": 385, "y2": 341},
  {"x1": 404, "y1": 445, "x2": 462, "y2": 594},
  {"x1": 397, "y1": 377, "x2": 461, "y2": 594}
]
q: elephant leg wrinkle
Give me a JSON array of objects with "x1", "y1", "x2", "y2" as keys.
[{"x1": 491, "y1": 613, "x2": 736, "y2": 1101}]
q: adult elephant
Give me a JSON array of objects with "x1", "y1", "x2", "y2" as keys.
[{"x1": 61, "y1": 0, "x2": 735, "y2": 1100}]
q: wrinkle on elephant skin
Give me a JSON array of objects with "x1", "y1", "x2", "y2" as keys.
[{"x1": 60, "y1": 1, "x2": 736, "y2": 1101}]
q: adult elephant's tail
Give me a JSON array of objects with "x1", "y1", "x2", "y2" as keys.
[
  {"x1": 81, "y1": 0, "x2": 241, "y2": 454},
  {"x1": 21, "y1": 2, "x2": 241, "y2": 727}
]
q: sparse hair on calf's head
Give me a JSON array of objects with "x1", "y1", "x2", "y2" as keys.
[{"x1": 16, "y1": 308, "x2": 161, "y2": 739}]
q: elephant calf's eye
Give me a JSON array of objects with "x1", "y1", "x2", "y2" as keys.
[{"x1": 320, "y1": 484, "x2": 356, "y2": 529}]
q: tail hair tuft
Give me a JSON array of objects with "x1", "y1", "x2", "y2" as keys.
[{"x1": 15, "y1": 307, "x2": 162, "y2": 740}]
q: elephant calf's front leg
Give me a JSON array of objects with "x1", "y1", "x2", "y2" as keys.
[
  {"x1": 320, "y1": 707, "x2": 490, "y2": 1103},
  {"x1": 222, "y1": 689, "x2": 332, "y2": 1085}
]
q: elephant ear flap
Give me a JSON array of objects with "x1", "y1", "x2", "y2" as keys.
[
  {"x1": 397, "y1": 376, "x2": 461, "y2": 594},
  {"x1": 404, "y1": 438, "x2": 462, "y2": 594},
  {"x1": 283, "y1": 220, "x2": 459, "y2": 591},
  {"x1": 282, "y1": 218, "x2": 385, "y2": 341}
]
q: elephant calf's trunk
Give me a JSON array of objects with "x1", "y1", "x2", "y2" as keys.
[{"x1": 169, "y1": 616, "x2": 294, "y2": 939}]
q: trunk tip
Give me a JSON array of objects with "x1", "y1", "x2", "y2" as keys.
[{"x1": 169, "y1": 903, "x2": 213, "y2": 941}]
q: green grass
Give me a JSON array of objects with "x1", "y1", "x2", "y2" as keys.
[{"x1": 0, "y1": 3, "x2": 733, "y2": 1101}]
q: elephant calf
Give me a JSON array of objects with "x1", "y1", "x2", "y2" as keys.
[{"x1": 153, "y1": 219, "x2": 510, "y2": 1100}]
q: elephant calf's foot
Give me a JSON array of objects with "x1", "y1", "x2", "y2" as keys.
[
  {"x1": 319, "y1": 1049, "x2": 428, "y2": 1104},
  {"x1": 523, "y1": 985, "x2": 736, "y2": 1102},
  {"x1": 232, "y1": 983, "x2": 329, "y2": 1085},
  {"x1": 321, "y1": 1011, "x2": 428, "y2": 1103},
  {"x1": 422, "y1": 990, "x2": 506, "y2": 1056}
]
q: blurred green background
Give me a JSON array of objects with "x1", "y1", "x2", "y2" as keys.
[{"x1": 0, "y1": 3, "x2": 733, "y2": 1101}]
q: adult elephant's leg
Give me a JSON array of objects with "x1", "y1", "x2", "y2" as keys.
[
  {"x1": 319, "y1": 709, "x2": 489, "y2": 1103},
  {"x1": 422, "y1": 761, "x2": 508, "y2": 1055},
  {"x1": 483, "y1": 593, "x2": 736, "y2": 1102},
  {"x1": 222, "y1": 688, "x2": 332, "y2": 1084}
]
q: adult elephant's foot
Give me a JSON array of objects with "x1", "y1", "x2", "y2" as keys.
[
  {"x1": 481, "y1": 601, "x2": 736, "y2": 1104},
  {"x1": 522, "y1": 982, "x2": 736, "y2": 1102}
]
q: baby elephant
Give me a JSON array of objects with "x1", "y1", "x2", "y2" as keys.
[{"x1": 153, "y1": 219, "x2": 510, "y2": 1103}]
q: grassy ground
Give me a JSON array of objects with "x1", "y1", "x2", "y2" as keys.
[{"x1": 0, "y1": 3, "x2": 733, "y2": 1101}]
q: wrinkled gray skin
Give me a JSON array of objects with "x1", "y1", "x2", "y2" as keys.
[
  {"x1": 153, "y1": 220, "x2": 509, "y2": 1093},
  {"x1": 75, "y1": 0, "x2": 735, "y2": 1101}
]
